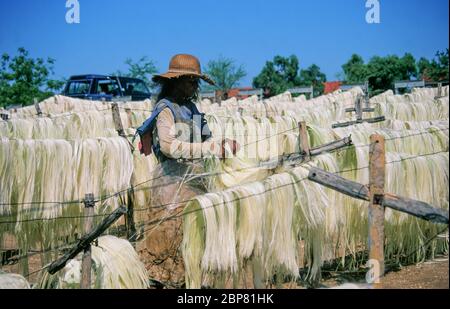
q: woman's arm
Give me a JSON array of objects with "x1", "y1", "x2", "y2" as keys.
[{"x1": 156, "y1": 108, "x2": 222, "y2": 159}]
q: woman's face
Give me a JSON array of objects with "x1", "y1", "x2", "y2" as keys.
[{"x1": 173, "y1": 76, "x2": 199, "y2": 100}]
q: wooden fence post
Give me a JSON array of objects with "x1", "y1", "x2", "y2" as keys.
[
  {"x1": 126, "y1": 185, "x2": 137, "y2": 246},
  {"x1": 368, "y1": 134, "x2": 385, "y2": 286},
  {"x1": 364, "y1": 81, "x2": 370, "y2": 108},
  {"x1": 355, "y1": 95, "x2": 363, "y2": 122},
  {"x1": 34, "y1": 98, "x2": 42, "y2": 117},
  {"x1": 298, "y1": 121, "x2": 310, "y2": 161},
  {"x1": 111, "y1": 103, "x2": 125, "y2": 136},
  {"x1": 48, "y1": 207, "x2": 127, "y2": 275},
  {"x1": 81, "y1": 193, "x2": 95, "y2": 289}
]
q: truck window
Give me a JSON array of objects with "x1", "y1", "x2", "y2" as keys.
[
  {"x1": 67, "y1": 81, "x2": 91, "y2": 95},
  {"x1": 97, "y1": 79, "x2": 121, "y2": 96},
  {"x1": 119, "y1": 78, "x2": 150, "y2": 96}
]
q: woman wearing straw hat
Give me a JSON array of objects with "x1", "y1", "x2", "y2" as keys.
[{"x1": 136, "y1": 54, "x2": 238, "y2": 282}]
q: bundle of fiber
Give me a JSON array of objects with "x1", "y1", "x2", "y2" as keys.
[
  {"x1": 9, "y1": 96, "x2": 110, "y2": 119},
  {"x1": 38, "y1": 236, "x2": 149, "y2": 289},
  {"x1": 203, "y1": 114, "x2": 308, "y2": 190},
  {"x1": 320, "y1": 132, "x2": 448, "y2": 264},
  {"x1": 0, "y1": 137, "x2": 134, "y2": 263},
  {"x1": 182, "y1": 164, "x2": 330, "y2": 288},
  {"x1": 239, "y1": 95, "x2": 260, "y2": 105},
  {"x1": 314, "y1": 146, "x2": 448, "y2": 268},
  {"x1": 281, "y1": 118, "x2": 448, "y2": 267},
  {"x1": 128, "y1": 138, "x2": 159, "y2": 224},
  {"x1": 264, "y1": 91, "x2": 293, "y2": 103},
  {"x1": 199, "y1": 87, "x2": 361, "y2": 120},
  {"x1": 120, "y1": 100, "x2": 154, "y2": 113},
  {"x1": 263, "y1": 89, "x2": 361, "y2": 123},
  {"x1": 412, "y1": 85, "x2": 449, "y2": 98},
  {"x1": 218, "y1": 97, "x2": 239, "y2": 107},
  {"x1": 383, "y1": 119, "x2": 449, "y2": 131},
  {"x1": 311, "y1": 154, "x2": 349, "y2": 262},
  {"x1": 0, "y1": 272, "x2": 30, "y2": 289},
  {"x1": 9, "y1": 96, "x2": 153, "y2": 119},
  {"x1": 369, "y1": 90, "x2": 395, "y2": 104},
  {"x1": 197, "y1": 98, "x2": 212, "y2": 113},
  {"x1": 307, "y1": 124, "x2": 340, "y2": 147},
  {"x1": 293, "y1": 94, "x2": 307, "y2": 103},
  {"x1": 332, "y1": 122, "x2": 449, "y2": 156},
  {"x1": 355, "y1": 154, "x2": 445, "y2": 263},
  {"x1": 197, "y1": 101, "x2": 220, "y2": 114},
  {"x1": 0, "y1": 108, "x2": 152, "y2": 140},
  {"x1": 373, "y1": 97, "x2": 449, "y2": 121},
  {"x1": 297, "y1": 87, "x2": 362, "y2": 109},
  {"x1": 206, "y1": 115, "x2": 297, "y2": 161},
  {"x1": 199, "y1": 101, "x2": 266, "y2": 118},
  {"x1": 381, "y1": 151, "x2": 449, "y2": 264},
  {"x1": 288, "y1": 101, "x2": 349, "y2": 128},
  {"x1": 370, "y1": 86, "x2": 448, "y2": 105}
]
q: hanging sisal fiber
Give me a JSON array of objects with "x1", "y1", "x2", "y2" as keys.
[
  {"x1": 38, "y1": 235, "x2": 149, "y2": 289},
  {"x1": 0, "y1": 137, "x2": 134, "y2": 267},
  {"x1": 7, "y1": 95, "x2": 153, "y2": 119}
]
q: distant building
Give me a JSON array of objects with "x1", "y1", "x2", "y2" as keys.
[
  {"x1": 227, "y1": 87, "x2": 254, "y2": 99},
  {"x1": 323, "y1": 81, "x2": 342, "y2": 94}
]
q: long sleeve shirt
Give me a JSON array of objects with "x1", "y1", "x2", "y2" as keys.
[{"x1": 156, "y1": 107, "x2": 222, "y2": 159}]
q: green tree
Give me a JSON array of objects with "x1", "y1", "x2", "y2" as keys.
[
  {"x1": 253, "y1": 55, "x2": 327, "y2": 97},
  {"x1": 366, "y1": 53, "x2": 417, "y2": 95},
  {"x1": 342, "y1": 54, "x2": 368, "y2": 83},
  {"x1": 341, "y1": 53, "x2": 418, "y2": 95},
  {"x1": 203, "y1": 56, "x2": 246, "y2": 95},
  {"x1": 0, "y1": 48, "x2": 64, "y2": 108},
  {"x1": 114, "y1": 56, "x2": 158, "y2": 90},
  {"x1": 418, "y1": 49, "x2": 449, "y2": 82},
  {"x1": 253, "y1": 55, "x2": 301, "y2": 97},
  {"x1": 299, "y1": 64, "x2": 327, "y2": 97}
]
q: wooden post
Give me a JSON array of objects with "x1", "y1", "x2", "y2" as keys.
[
  {"x1": 332, "y1": 116, "x2": 385, "y2": 128},
  {"x1": 309, "y1": 136, "x2": 352, "y2": 157},
  {"x1": 298, "y1": 121, "x2": 310, "y2": 161},
  {"x1": 81, "y1": 193, "x2": 95, "y2": 289},
  {"x1": 364, "y1": 81, "x2": 370, "y2": 108},
  {"x1": 307, "y1": 167, "x2": 449, "y2": 224},
  {"x1": 437, "y1": 82, "x2": 442, "y2": 98},
  {"x1": 368, "y1": 134, "x2": 385, "y2": 286},
  {"x1": 355, "y1": 95, "x2": 363, "y2": 122},
  {"x1": 126, "y1": 186, "x2": 137, "y2": 245},
  {"x1": 111, "y1": 103, "x2": 125, "y2": 136},
  {"x1": 48, "y1": 206, "x2": 127, "y2": 275},
  {"x1": 34, "y1": 98, "x2": 42, "y2": 117}
]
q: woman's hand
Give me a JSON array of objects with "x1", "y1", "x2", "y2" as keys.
[{"x1": 221, "y1": 138, "x2": 240, "y2": 158}]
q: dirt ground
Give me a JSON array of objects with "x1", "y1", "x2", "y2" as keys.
[
  {"x1": 2, "y1": 249, "x2": 448, "y2": 289},
  {"x1": 319, "y1": 255, "x2": 449, "y2": 289},
  {"x1": 380, "y1": 256, "x2": 448, "y2": 289}
]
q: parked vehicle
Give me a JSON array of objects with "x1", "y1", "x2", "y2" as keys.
[{"x1": 63, "y1": 74, "x2": 152, "y2": 101}]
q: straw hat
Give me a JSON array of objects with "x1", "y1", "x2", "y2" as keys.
[{"x1": 152, "y1": 54, "x2": 215, "y2": 85}]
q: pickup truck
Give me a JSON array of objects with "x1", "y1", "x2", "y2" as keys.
[{"x1": 62, "y1": 74, "x2": 152, "y2": 101}]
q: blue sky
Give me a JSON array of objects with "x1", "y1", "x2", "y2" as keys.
[{"x1": 0, "y1": 0, "x2": 448, "y2": 86}]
